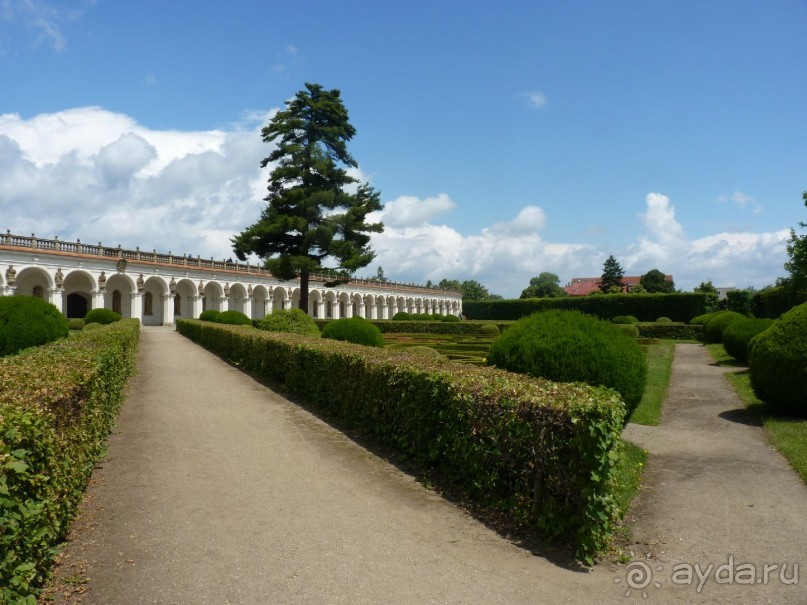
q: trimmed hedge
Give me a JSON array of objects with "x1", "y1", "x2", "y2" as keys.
[
  {"x1": 256, "y1": 308, "x2": 320, "y2": 337},
  {"x1": 363, "y1": 320, "x2": 511, "y2": 335},
  {"x1": 723, "y1": 318, "x2": 774, "y2": 363},
  {"x1": 656, "y1": 317, "x2": 672, "y2": 323},
  {"x1": 441, "y1": 314, "x2": 461, "y2": 323},
  {"x1": 612, "y1": 315, "x2": 638, "y2": 324},
  {"x1": 689, "y1": 312, "x2": 717, "y2": 326},
  {"x1": 83, "y1": 308, "x2": 122, "y2": 325},
  {"x1": 67, "y1": 318, "x2": 85, "y2": 331},
  {"x1": 703, "y1": 311, "x2": 746, "y2": 344},
  {"x1": 215, "y1": 310, "x2": 252, "y2": 326},
  {"x1": 0, "y1": 319, "x2": 139, "y2": 603},
  {"x1": 392, "y1": 312, "x2": 412, "y2": 320},
  {"x1": 463, "y1": 293, "x2": 707, "y2": 322},
  {"x1": 479, "y1": 323, "x2": 500, "y2": 335},
  {"x1": 177, "y1": 319, "x2": 625, "y2": 562},
  {"x1": 749, "y1": 302, "x2": 807, "y2": 416},
  {"x1": 0, "y1": 296, "x2": 69, "y2": 356},
  {"x1": 615, "y1": 324, "x2": 640, "y2": 338},
  {"x1": 636, "y1": 322, "x2": 703, "y2": 340},
  {"x1": 321, "y1": 317, "x2": 384, "y2": 347},
  {"x1": 487, "y1": 310, "x2": 647, "y2": 420}
]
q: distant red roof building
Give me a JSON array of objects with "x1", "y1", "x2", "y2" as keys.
[{"x1": 564, "y1": 275, "x2": 673, "y2": 296}]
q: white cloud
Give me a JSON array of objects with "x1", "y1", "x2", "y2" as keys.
[
  {"x1": 717, "y1": 190, "x2": 763, "y2": 214},
  {"x1": 1, "y1": 0, "x2": 93, "y2": 52},
  {"x1": 521, "y1": 92, "x2": 548, "y2": 109},
  {"x1": 0, "y1": 107, "x2": 790, "y2": 297}
]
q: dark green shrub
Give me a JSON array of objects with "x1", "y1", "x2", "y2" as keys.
[
  {"x1": 723, "y1": 318, "x2": 774, "y2": 363},
  {"x1": 656, "y1": 316, "x2": 672, "y2": 323},
  {"x1": 215, "y1": 310, "x2": 252, "y2": 326},
  {"x1": 703, "y1": 310, "x2": 746, "y2": 343},
  {"x1": 441, "y1": 314, "x2": 460, "y2": 323},
  {"x1": 321, "y1": 316, "x2": 383, "y2": 347},
  {"x1": 406, "y1": 345, "x2": 442, "y2": 357},
  {"x1": 68, "y1": 318, "x2": 85, "y2": 331},
  {"x1": 612, "y1": 315, "x2": 638, "y2": 324},
  {"x1": 487, "y1": 310, "x2": 647, "y2": 419},
  {"x1": 726, "y1": 290, "x2": 753, "y2": 316},
  {"x1": 636, "y1": 322, "x2": 703, "y2": 340},
  {"x1": 615, "y1": 323, "x2": 639, "y2": 338},
  {"x1": 83, "y1": 322, "x2": 103, "y2": 332},
  {"x1": 412, "y1": 313, "x2": 432, "y2": 321},
  {"x1": 392, "y1": 312, "x2": 412, "y2": 321},
  {"x1": 430, "y1": 313, "x2": 443, "y2": 321},
  {"x1": 689, "y1": 312, "x2": 717, "y2": 325},
  {"x1": 749, "y1": 303, "x2": 807, "y2": 416},
  {"x1": 199, "y1": 309, "x2": 220, "y2": 322},
  {"x1": 256, "y1": 308, "x2": 320, "y2": 337},
  {"x1": 752, "y1": 286, "x2": 802, "y2": 319},
  {"x1": 83, "y1": 307, "x2": 122, "y2": 325},
  {"x1": 0, "y1": 296, "x2": 69, "y2": 356},
  {"x1": 479, "y1": 323, "x2": 500, "y2": 335}
]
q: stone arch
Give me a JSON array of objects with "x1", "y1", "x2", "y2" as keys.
[
  {"x1": 104, "y1": 273, "x2": 135, "y2": 318},
  {"x1": 351, "y1": 292, "x2": 364, "y2": 318},
  {"x1": 251, "y1": 285, "x2": 269, "y2": 320},
  {"x1": 63, "y1": 270, "x2": 95, "y2": 318},
  {"x1": 337, "y1": 291, "x2": 351, "y2": 318},
  {"x1": 142, "y1": 276, "x2": 168, "y2": 326},
  {"x1": 203, "y1": 281, "x2": 224, "y2": 312},
  {"x1": 14, "y1": 266, "x2": 53, "y2": 297},
  {"x1": 309, "y1": 289, "x2": 323, "y2": 318},
  {"x1": 324, "y1": 290, "x2": 338, "y2": 319},
  {"x1": 272, "y1": 286, "x2": 289, "y2": 312},
  {"x1": 228, "y1": 283, "x2": 248, "y2": 314},
  {"x1": 174, "y1": 278, "x2": 197, "y2": 319},
  {"x1": 290, "y1": 288, "x2": 301, "y2": 311}
]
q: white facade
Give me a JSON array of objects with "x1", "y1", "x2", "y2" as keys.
[{"x1": 0, "y1": 233, "x2": 462, "y2": 326}]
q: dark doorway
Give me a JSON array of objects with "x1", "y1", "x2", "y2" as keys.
[{"x1": 67, "y1": 293, "x2": 89, "y2": 318}]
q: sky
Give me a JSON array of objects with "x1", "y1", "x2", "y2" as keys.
[{"x1": 1, "y1": 0, "x2": 805, "y2": 297}]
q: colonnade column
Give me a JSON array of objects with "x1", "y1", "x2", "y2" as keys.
[
  {"x1": 131, "y1": 293, "x2": 143, "y2": 323},
  {"x1": 191, "y1": 295, "x2": 203, "y2": 319},
  {"x1": 162, "y1": 294, "x2": 173, "y2": 326},
  {"x1": 92, "y1": 289, "x2": 105, "y2": 311}
]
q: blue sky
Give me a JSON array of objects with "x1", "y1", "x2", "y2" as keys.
[{"x1": 1, "y1": 0, "x2": 805, "y2": 296}]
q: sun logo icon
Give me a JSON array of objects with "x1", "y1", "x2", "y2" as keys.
[{"x1": 614, "y1": 561, "x2": 663, "y2": 599}]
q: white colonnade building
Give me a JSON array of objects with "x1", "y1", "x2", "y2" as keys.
[{"x1": 0, "y1": 232, "x2": 462, "y2": 326}]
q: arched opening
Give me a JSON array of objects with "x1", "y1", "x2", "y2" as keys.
[
  {"x1": 144, "y1": 292, "x2": 154, "y2": 316},
  {"x1": 174, "y1": 294, "x2": 181, "y2": 316},
  {"x1": 66, "y1": 292, "x2": 89, "y2": 318},
  {"x1": 32, "y1": 285, "x2": 44, "y2": 299},
  {"x1": 112, "y1": 290, "x2": 122, "y2": 314}
]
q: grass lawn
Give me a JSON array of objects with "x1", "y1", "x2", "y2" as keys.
[
  {"x1": 629, "y1": 341, "x2": 675, "y2": 425},
  {"x1": 706, "y1": 344, "x2": 807, "y2": 484}
]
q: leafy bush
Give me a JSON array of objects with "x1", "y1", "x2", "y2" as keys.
[
  {"x1": 636, "y1": 322, "x2": 703, "y2": 340},
  {"x1": 406, "y1": 345, "x2": 442, "y2": 357},
  {"x1": 430, "y1": 313, "x2": 443, "y2": 321},
  {"x1": 615, "y1": 323, "x2": 640, "y2": 338},
  {"x1": 83, "y1": 322, "x2": 103, "y2": 332},
  {"x1": 656, "y1": 316, "x2": 672, "y2": 323},
  {"x1": 441, "y1": 314, "x2": 460, "y2": 323},
  {"x1": 689, "y1": 312, "x2": 717, "y2": 325},
  {"x1": 479, "y1": 323, "x2": 500, "y2": 335},
  {"x1": 67, "y1": 318, "x2": 85, "y2": 330},
  {"x1": 464, "y1": 293, "x2": 708, "y2": 322},
  {"x1": 749, "y1": 302, "x2": 807, "y2": 416},
  {"x1": 83, "y1": 307, "x2": 122, "y2": 325},
  {"x1": 723, "y1": 318, "x2": 774, "y2": 363},
  {"x1": 392, "y1": 312, "x2": 412, "y2": 321},
  {"x1": 703, "y1": 310, "x2": 746, "y2": 344},
  {"x1": 321, "y1": 316, "x2": 383, "y2": 347},
  {"x1": 0, "y1": 296, "x2": 69, "y2": 356},
  {"x1": 752, "y1": 286, "x2": 801, "y2": 319},
  {"x1": 726, "y1": 290, "x2": 753, "y2": 316},
  {"x1": 367, "y1": 320, "x2": 509, "y2": 335},
  {"x1": 177, "y1": 319, "x2": 626, "y2": 563},
  {"x1": 0, "y1": 319, "x2": 139, "y2": 602},
  {"x1": 487, "y1": 310, "x2": 647, "y2": 419},
  {"x1": 612, "y1": 315, "x2": 638, "y2": 324},
  {"x1": 199, "y1": 309, "x2": 221, "y2": 322},
  {"x1": 256, "y1": 308, "x2": 320, "y2": 337},
  {"x1": 215, "y1": 310, "x2": 252, "y2": 325}
]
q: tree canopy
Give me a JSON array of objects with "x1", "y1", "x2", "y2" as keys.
[
  {"x1": 520, "y1": 272, "x2": 567, "y2": 299},
  {"x1": 783, "y1": 191, "x2": 807, "y2": 300},
  {"x1": 231, "y1": 83, "x2": 383, "y2": 312},
  {"x1": 640, "y1": 269, "x2": 675, "y2": 293},
  {"x1": 599, "y1": 255, "x2": 625, "y2": 293},
  {"x1": 694, "y1": 280, "x2": 720, "y2": 312}
]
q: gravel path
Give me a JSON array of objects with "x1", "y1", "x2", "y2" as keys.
[{"x1": 42, "y1": 333, "x2": 806, "y2": 605}]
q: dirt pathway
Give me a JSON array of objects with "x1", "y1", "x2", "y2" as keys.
[{"x1": 43, "y1": 334, "x2": 805, "y2": 604}]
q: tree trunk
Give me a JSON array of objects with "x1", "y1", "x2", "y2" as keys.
[{"x1": 299, "y1": 268, "x2": 310, "y2": 314}]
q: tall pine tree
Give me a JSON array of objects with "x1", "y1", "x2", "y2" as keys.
[
  {"x1": 599, "y1": 255, "x2": 625, "y2": 293},
  {"x1": 232, "y1": 83, "x2": 383, "y2": 312}
]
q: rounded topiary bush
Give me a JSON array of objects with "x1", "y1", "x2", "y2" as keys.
[
  {"x1": 441, "y1": 314, "x2": 460, "y2": 323},
  {"x1": 615, "y1": 323, "x2": 640, "y2": 338},
  {"x1": 723, "y1": 318, "x2": 774, "y2": 363},
  {"x1": 215, "y1": 310, "x2": 252, "y2": 326},
  {"x1": 392, "y1": 312, "x2": 412, "y2": 321},
  {"x1": 68, "y1": 318, "x2": 86, "y2": 331},
  {"x1": 656, "y1": 316, "x2": 672, "y2": 323},
  {"x1": 321, "y1": 316, "x2": 384, "y2": 347},
  {"x1": 199, "y1": 309, "x2": 221, "y2": 322},
  {"x1": 703, "y1": 310, "x2": 746, "y2": 344},
  {"x1": 487, "y1": 310, "x2": 647, "y2": 420},
  {"x1": 430, "y1": 313, "x2": 443, "y2": 321},
  {"x1": 256, "y1": 308, "x2": 320, "y2": 337},
  {"x1": 479, "y1": 323, "x2": 500, "y2": 335},
  {"x1": 690, "y1": 312, "x2": 717, "y2": 325},
  {"x1": 612, "y1": 315, "x2": 638, "y2": 324},
  {"x1": 749, "y1": 303, "x2": 807, "y2": 416},
  {"x1": 83, "y1": 322, "x2": 103, "y2": 331},
  {"x1": 406, "y1": 345, "x2": 442, "y2": 357},
  {"x1": 84, "y1": 307, "x2": 122, "y2": 325},
  {"x1": 0, "y1": 296, "x2": 70, "y2": 356}
]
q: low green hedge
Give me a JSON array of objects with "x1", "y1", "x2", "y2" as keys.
[
  {"x1": 636, "y1": 322, "x2": 703, "y2": 340},
  {"x1": 464, "y1": 293, "x2": 708, "y2": 322},
  {"x1": 353, "y1": 320, "x2": 511, "y2": 335},
  {"x1": 723, "y1": 318, "x2": 774, "y2": 363},
  {"x1": 177, "y1": 319, "x2": 625, "y2": 562},
  {"x1": 0, "y1": 319, "x2": 140, "y2": 603}
]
